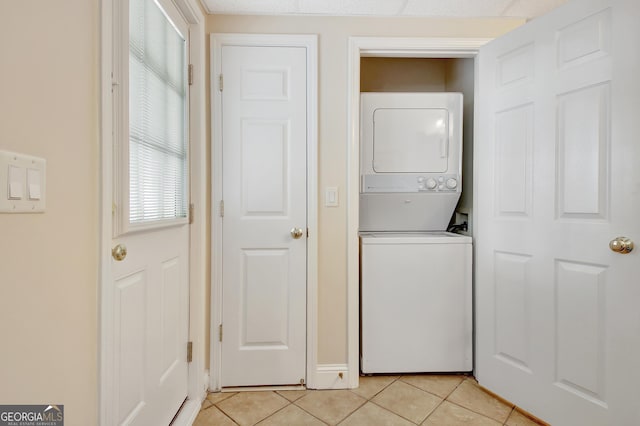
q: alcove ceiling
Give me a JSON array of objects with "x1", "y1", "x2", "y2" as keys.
[{"x1": 200, "y1": 0, "x2": 569, "y2": 19}]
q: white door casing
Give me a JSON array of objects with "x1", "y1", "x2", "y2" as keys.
[
  {"x1": 210, "y1": 34, "x2": 318, "y2": 390},
  {"x1": 347, "y1": 37, "x2": 489, "y2": 390},
  {"x1": 475, "y1": 0, "x2": 640, "y2": 424}
]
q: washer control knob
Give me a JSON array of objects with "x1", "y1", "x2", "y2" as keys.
[
  {"x1": 425, "y1": 178, "x2": 437, "y2": 190},
  {"x1": 446, "y1": 178, "x2": 458, "y2": 189}
]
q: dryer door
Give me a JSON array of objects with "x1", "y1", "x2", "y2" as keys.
[{"x1": 373, "y1": 108, "x2": 449, "y2": 173}]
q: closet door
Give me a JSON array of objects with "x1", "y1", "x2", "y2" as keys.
[{"x1": 475, "y1": 0, "x2": 640, "y2": 424}]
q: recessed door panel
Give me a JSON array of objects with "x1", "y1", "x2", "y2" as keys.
[
  {"x1": 241, "y1": 249, "x2": 290, "y2": 347},
  {"x1": 556, "y1": 83, "x2": 609, "y2": 219},
  {"x1": 242, "y1": 120, "x2": 289, "y2": 216},
  {"x1": 495, "y1": 104, "x2": 533, "y2": 217},
  {"x1": 494, "y1": 252, "x2": 532, "y2": 373},
  {"x1": 496, "y1": 43, "x2": 534, "y2": 88},
  {"x1": 115, "y1": 272, "x2": 146, "y2": 424},
  {"x1": 555, "y1": 260, "x2": 607, "y2": 405}
]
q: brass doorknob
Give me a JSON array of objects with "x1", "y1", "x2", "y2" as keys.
[
  {"x1": 609, "y1": 237, "x2": 634, "y2": 254},
  {"x1": 290, "y1": 227, "x2": 304, "y2": 239},
  {"x1": 112, "y1": 244, "x2": 127, "y2": 261}
]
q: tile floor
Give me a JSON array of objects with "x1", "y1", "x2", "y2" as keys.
[{"x1": 193, "y1": 375, "x2": 546, "y2": 426}]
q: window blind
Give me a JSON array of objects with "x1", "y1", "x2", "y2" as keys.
[{"x1": 129, "y1": 0, "x2": 187, "y2": 224}]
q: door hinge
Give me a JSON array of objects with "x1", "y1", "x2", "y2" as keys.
[
  {"x1": 189, "y1": 203, "x2": 194, "y2": 224},
  {"x1": 219, "y1": 324, "x2": 223, "y2": 342},
  {"x1": 218, "y1": 74, "x2": 223, "y2": 91},
  {"x1": 188, "y1": 64, "x2": 194, "y2": 86},
  {"x1": 186, "y1": 341, "x2": 193, "y2": 363},
  {"x1": 219, "y1": 200, "x2": 224, "y2": 217}
]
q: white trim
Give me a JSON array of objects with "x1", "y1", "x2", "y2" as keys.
[
  {"x1": 346, "y1": 37, "x2": 490, "y2": 390},
  {"x1": 99, "y1": 0, "x2": 206, "y2": 424},
  {"x1": 222, "y1": 385, "x2": 306, "y2": 392},
  {"x1": 210, "y1": 33, "x2": 319, "y2": 391},
  {"x1": 171, "y1": 400, "x2": 201, "y2": 426},
  {"x1": 185, "y1": 0, "x2": 208, "y2": 407},
  {"x1": 313, "y1": 364, "x2": 351, "y2": 390},
  {"x1": 99, "y1": 0, "x2": 115, "y2": 423}
]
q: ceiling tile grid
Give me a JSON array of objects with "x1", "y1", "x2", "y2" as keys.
[{"x1": 201, "y1": 0, "x2": 570, "y2": 19}]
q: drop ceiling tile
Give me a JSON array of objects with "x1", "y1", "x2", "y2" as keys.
[
  {"x1": 298, "y1": 0, "x2": 407, "y2": 16},
  {"x1": 203, "y1": 0, "x2": 298, "y2": 15},
  {"x1": 401, "y1": 0, "x2": 513, "y2": 17},
  {"x1": 501, "y1": 0, "x2": 570, "y2": 18}
]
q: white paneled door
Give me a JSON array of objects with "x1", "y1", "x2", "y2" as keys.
[
  {"x1": 108, "y1": 0, "x2": 190, "y2": 424},
  {"x1": 220, "y1": 45, "x2": 308, "y2": 387},
  {"x1": 475, "y1": 0, "x2": 640, "y2": 424}
]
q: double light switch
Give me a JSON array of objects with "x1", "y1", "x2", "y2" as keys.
[{"x1": 1, "y1": 150, "x2": 46, "y2": 213}]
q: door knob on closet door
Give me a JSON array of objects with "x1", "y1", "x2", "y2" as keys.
[
  {"x1": 112, "y1": 244, "x2": 127, "y2": 261},
  {"x1": 290, "y1": 227, "x2": 304, "y2": 239},
  {"x1": 609, "y1": 237, "x2": 634, "y2": 254}
]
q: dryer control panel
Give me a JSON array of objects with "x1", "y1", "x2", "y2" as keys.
[{"x1": 362, "y1": 174, "x2": 461, "y2": 193}]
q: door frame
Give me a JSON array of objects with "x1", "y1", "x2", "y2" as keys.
[
  {"x1": 99, "y1": 0, "x2": 207, "y2": 424},
  {"x1": 210, "y1": 33, "x2": 319, "y2": 390},
  {"x1": 346, "y1": 37, "x2": 492, "y2": 388}
]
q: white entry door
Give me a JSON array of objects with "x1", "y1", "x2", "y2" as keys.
[
  {"x1": 220, "y1": 45, "x2": 308, "y2": 387},
  {"x1": 475, "y1": 0, "x2": 640, "y2": 424},
  {"x1": 107, "y1": 0, "x2": 190, "y2": 423}
]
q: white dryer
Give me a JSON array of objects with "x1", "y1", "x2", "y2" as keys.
[{"x1": 359, "y1": 92, "x2": 463, "y2": 231}]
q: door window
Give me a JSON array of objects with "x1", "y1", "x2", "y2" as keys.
[{"x1": 128, "y1": 0, "x2": 188, "y2": 225}]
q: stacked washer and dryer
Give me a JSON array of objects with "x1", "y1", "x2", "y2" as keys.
[{"x1": 360, "y1": 93, "x2": 472, "y2": 374}]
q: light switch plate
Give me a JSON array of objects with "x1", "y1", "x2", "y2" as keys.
[
  {"x1": 325, "y1": 186, "x2": 339, "y2": 207},
  {"x1": 0, "y1": 150, "x2": 46, "y2": 213}
]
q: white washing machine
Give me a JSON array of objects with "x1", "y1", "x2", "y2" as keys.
[{"x1": 360, "y1": 232, "x2": 472, "y2": 373}]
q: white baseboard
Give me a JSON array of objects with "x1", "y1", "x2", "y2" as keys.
[
  {"x1": 172, "y1": 399, "x2": 201, "y2": 426},
  {"x1": 203, "y1": 370, "x2": 210, "y2": 395},
  {"x1": 311, "y1": 364, "x2": 353, "y2": 390}
]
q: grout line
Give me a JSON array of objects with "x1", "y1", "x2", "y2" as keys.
[
  {"x1": 207, "y1": 404, "x2": 240, "y2": 425},
  {"x1": 503, "y1": 407, "x2": 516, "y2": 425},
  {"x1": 445, "y1": 399, "x2": 509, "y2": 424},
  {"x1": 348, "y1": 375, "x2": 400, "y2": 400},
  {"x1": 366, "y1": 400, "x2": 421, "y2": 425},
  {"x1": 291, "y1": 394, "x2": 332, "y2": 425},
  {"x1": 334, "y1": 395, "x2": 368, "y2": 425}
]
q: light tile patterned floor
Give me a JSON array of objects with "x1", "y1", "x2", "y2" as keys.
[{"x1": 194, "y1": 375, "x2": 547, "y2": 426}]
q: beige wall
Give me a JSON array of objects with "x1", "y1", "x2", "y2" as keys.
[
  {"x1": 206, "y1": 15, "x2": 524, "y2": 364},
  {"x1": 0, "y1": 1, "x2": 99, "y2": 424},
  {"x1": 361, "y1": 58, "x2": 448, "y2": 92},
  {"x1": 444, "y1": 58, "x2": 476, "y2": 226}
]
